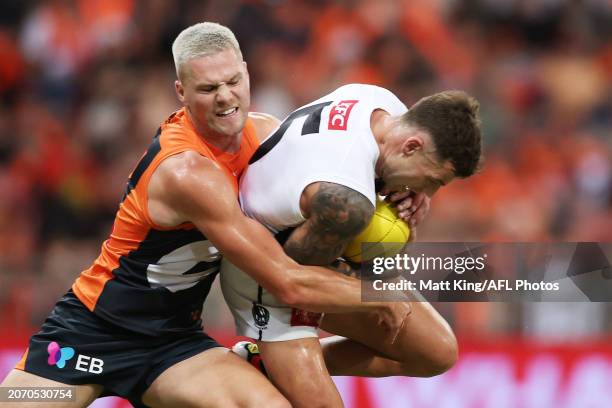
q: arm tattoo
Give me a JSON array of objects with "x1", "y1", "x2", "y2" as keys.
[{"x1": 284, "y1": 182, "x2": 374, "y2": 265}]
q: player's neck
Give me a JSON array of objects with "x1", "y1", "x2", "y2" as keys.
[
  {"x1": 371, "y1": 110, "x2": 389, "y2": 178},
  {"x1": 201, "y1": 130, "x2": 242, "y2": 153},
  {"x1": 187, "y1": 110, "x2": 242, "y2": 153},
  {"x1": 371, "y1": 110, "x2": 400, "y2": 179},
  {"x1": 370, "y1": 109, "x2": 392, "y2": 145}
]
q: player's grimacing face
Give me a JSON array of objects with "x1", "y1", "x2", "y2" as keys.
[{"x1": 176, "y1": 48, "x2": 250, "y2": 138}]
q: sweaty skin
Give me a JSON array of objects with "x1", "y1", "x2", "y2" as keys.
[
  {"x1": 147, "y1": 118, "x2": 410, "y2": 320},
  {"x1": 156, "y1": 48, "x2": 411, "y2": 324}
]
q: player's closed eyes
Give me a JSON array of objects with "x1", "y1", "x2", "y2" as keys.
[{"x1": 197, "y1": 77, "x2": 240, "y2": 93}]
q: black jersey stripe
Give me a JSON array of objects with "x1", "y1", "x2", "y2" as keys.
[
  {"x1": 301, "y1": 104, "x2": 326, "y2": 135},
  {"x1": 105, "y1": 228, "x2": 210, "y2": 287},
  {"x1": 249, "y1": 101, "x2": 332, "y2": 164},
  {"x1": 126, "y1": 228, "x2": 208, "y2": 264},
  {"x1": 122, "y1": 128, "x2": 162, "y2": 201},
  {"x1": 183, "y1": 259, "x2": 222, "y2": 275}
]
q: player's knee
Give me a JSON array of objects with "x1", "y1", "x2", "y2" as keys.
[
  {"x1": 419, "y1": 331, "x2": 459, "y2": 377},
  {"x1": 286, "y1": 365, "x2": 337, "y2": 404},
  {"x1": 432, "y1": 337, "x2": 458, "y2": 376},
  {"x1": 392, "y1": 329, "x2": 458, "y2": 378}
]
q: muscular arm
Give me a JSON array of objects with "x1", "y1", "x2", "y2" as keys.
[
  {"x1": 284, "y1": 182, "x2": 375, "y2": 266},
  {"x1": 150, "y1": 152, "x2": 376, "y2": 313}
]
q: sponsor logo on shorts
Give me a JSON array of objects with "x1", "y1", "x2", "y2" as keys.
[
  {"x1": 47, "y1": 342, "x2": 75, "y2": 369},
  {"x1": 328, "y1": 100, "x2": 358, "y2": 131},
  {"x1": 252, "y1": 303, "x2": 270, "y2": 329},
  {"x1": 46, "y1": 342, "x2": 104, "y2": 374},
  {"x1": 74, "y1": 354, "x2": 104, "y2": 374}
]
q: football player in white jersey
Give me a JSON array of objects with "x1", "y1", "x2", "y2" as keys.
[{"x1": 222, "y1": 84, "x2": 483, "y2": 407}]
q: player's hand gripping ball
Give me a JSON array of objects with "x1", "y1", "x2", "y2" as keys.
[{"x1": 343, "y1": 198, "x2": 411, "y2": 263}]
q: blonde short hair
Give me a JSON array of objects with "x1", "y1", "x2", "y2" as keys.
[{"x1": 172, "y1": 22, "x2": 243, "y2": 79}]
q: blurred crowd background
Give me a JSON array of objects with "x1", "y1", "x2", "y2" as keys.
[{"x1": 0, "y1": 0, "x2": 611, "y2": 342}]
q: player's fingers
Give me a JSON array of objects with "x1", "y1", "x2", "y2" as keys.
[
  {"x1": 390, "y1": 191, "x2": 412, "y2": 206},
  {"x1": 412, "y1": 191, "x2": 426, "y2": 207},
  {"x1": 408, "y1": 228, "x2": 417, "y2": 243},
  {"x1": 404, "y1": 194, "x2": 430, "y2": 226},
  {"x1": 395, "y1": 191, "x2": 412, "y2": 202},
  {"x1": 398, "y1": 210, "x2": 411, "y2": 222},
  {"x1": 406, "y1": 192, "x2": 426, "y2": 214},
  {"x1": 409, "y1": 205, "x2": 428, "y2": 227}
]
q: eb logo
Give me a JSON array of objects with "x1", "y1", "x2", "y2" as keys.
[
  {"x1": 47, "y1": 342, "x2": 74, "y2": 369},
  {"x1": 47, "y1": 342, "x2": 104, "y2": 374}
]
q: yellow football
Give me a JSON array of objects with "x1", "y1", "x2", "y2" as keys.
[{"x1": 343, "y1": 198, "x2": 411, "y2": 263}]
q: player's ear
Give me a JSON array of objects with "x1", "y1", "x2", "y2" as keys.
[
  {"x1": 401, "y1": 136, "x2": 423, "y2": 156},
  {"x1": 243, "y1": 61, "x2": 250, "y2": 81},
  {"x1": 175, "y1": 80, "x2": 185, "y2": 104}
]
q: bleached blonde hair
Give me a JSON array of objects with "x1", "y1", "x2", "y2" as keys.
[{"x1": 172, "y1": 22, "x2": 243, "y2": 80}]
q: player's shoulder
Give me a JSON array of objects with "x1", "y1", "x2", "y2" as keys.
[
  {"x1": 335, "y1": 83, "x2": 406, "y2": 114},
  {"x1": 154, "y1": 151, "x2": 223, "y2": 188},
  {"x1": 248, "y1": 112, "x2": 281, "y2": 142},
  {"x1": 334, "y1": 83, "x2": 392, "y2": 96},
  {"x1": 335, "y1": 82, "x2": 391, "y2": 93},
  {"x1": 148, "y1": 151, "x2": 228, "y2": 226}
]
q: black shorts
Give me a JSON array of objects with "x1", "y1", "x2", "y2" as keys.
[{"x1": 17, "y1": 290, "x2": 221, "y2": 406}]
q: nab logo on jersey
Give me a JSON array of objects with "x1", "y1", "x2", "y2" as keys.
[{"x1": 328, "y1": 100, "x2": 358, "y2": 131}]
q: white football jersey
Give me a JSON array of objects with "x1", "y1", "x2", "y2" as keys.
[{"x1": 240, "y1": 84, "x2": 408, "y2": 233}]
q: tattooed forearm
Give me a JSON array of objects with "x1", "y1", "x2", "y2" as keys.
[{"x1": 284, "y1": 182, "x2": 374, "y2": 265}]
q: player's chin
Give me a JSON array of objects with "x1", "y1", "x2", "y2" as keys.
[{"x1": 214, "y1": 114, "x2": 247, "y2": 135}]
